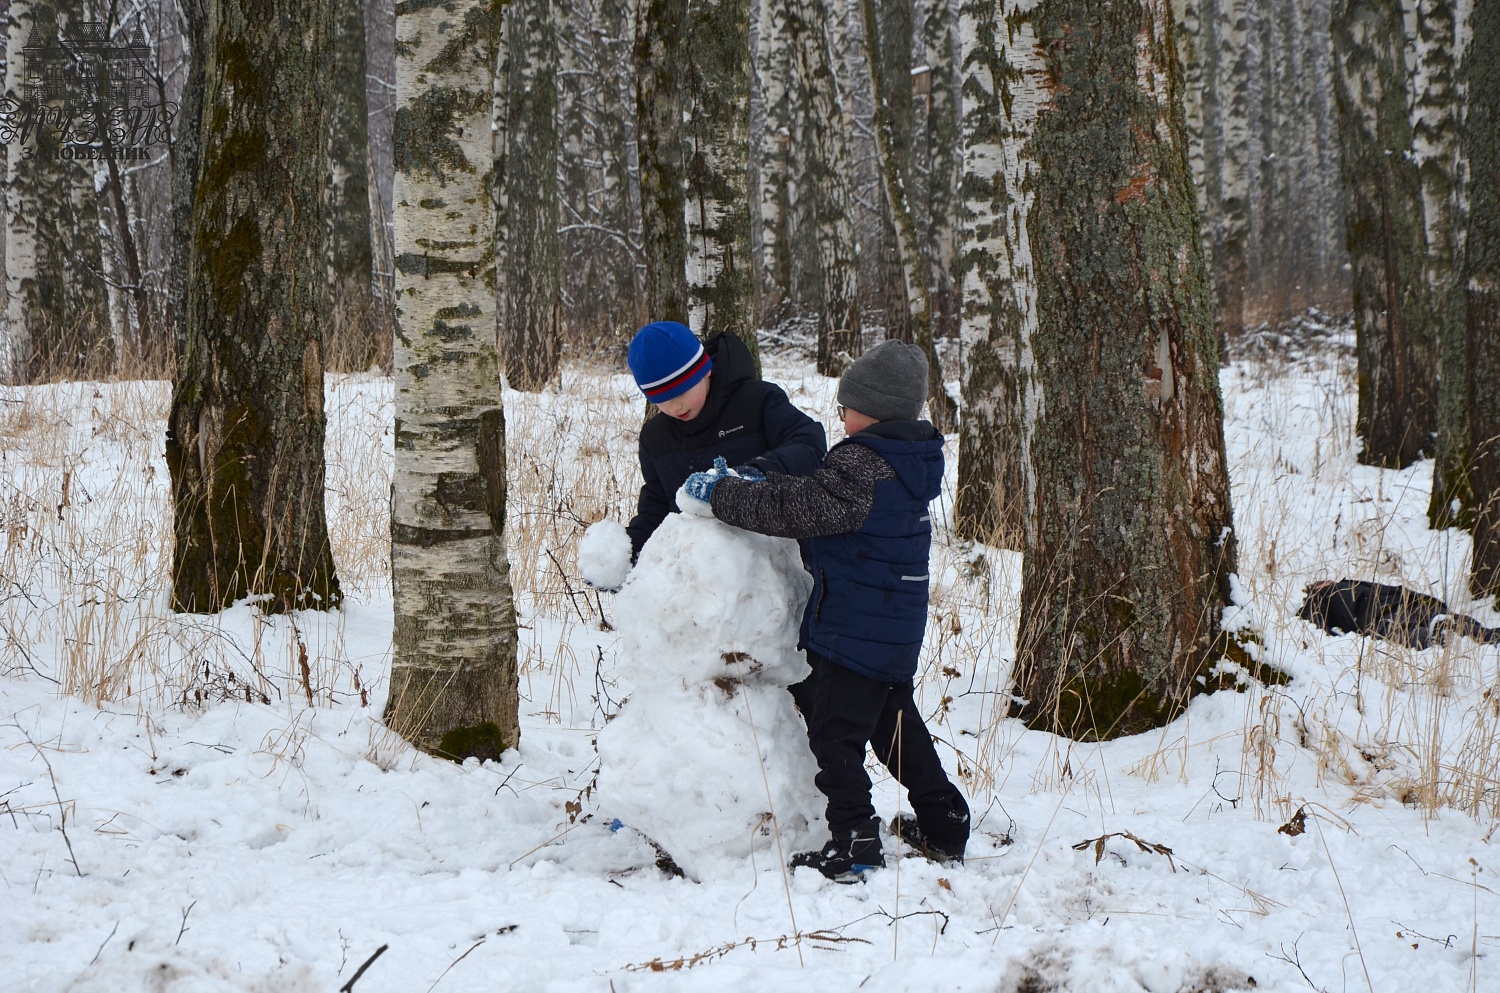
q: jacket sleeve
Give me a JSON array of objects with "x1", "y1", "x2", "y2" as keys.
[
  {"x1": 625, "y1": 438, "x2": 670, "y2": 560},
  {"x1": 710, "y1": 443, "x2": 894, "y2": 539},
  {"x1": 742, "y1": 385, "x2": 827, "y2": 477}
]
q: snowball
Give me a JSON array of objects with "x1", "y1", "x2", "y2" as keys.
[
  {"x1": 598, "y1": 512, "x2": 823, "y2": 879},
  {"x1": 676, "y1": 484, "x2": 715, "y2": 519},
  {"x1": 578, "y1": 520, "x2": 632, "y2": 592}
]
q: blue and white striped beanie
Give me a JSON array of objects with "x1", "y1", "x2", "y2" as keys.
[{"x1": 628, "y1": 321, "x2": 713, "y2": 403}]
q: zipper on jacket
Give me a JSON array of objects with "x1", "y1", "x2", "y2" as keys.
[{"x1": 815, "y1": 570, "x2": 827, "y2": 621}]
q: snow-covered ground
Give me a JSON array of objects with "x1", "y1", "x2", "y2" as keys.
[{"x1": 1, "y1": 335, "x2": 1497, "y2": 993}]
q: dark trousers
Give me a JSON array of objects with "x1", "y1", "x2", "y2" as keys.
[{"x1": 792, "y1": 650, "x2": 967, "y2": 836}]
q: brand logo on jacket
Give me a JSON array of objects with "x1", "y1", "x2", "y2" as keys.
[{"x1": 718, "y1": 425, "x2": 745, "y2": 439}]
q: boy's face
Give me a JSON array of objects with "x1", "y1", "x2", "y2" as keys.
[
  {"x1": 841, "y1": 405, "x2": 878, "y2": 436},
  {"x1": 655, "y1": 374, "x2": 711, "y2": 421}
]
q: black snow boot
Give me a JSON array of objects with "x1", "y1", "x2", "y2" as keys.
[
  {"x1": 790, "y1": 817, "x2": 884, "y2": 882},
  {"x1": 890, "y1": 809, "x2": 969, "y2": 864}
]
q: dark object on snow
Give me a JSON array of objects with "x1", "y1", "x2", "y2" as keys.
[
  {"x1": 789, "y1": 815, "x2": 885, "y2": 882},
  {"x1": 1296, "y1": 579, "x2": 1500, "y2": 648},
  {"x1": 890, "y1": 811, "x2": 967, "y2": 864},
  {"x1": 435, "y1": 722, "x2": 507, "y2": 763}
]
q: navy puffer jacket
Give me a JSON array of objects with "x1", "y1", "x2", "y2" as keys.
[{"x1": 799, "y1": 431, "x2": 943, "y2": 681}]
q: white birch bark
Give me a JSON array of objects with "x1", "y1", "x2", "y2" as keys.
[
  {"x1": 857, "y1": 0, "x2": 955, "y2": 427},
  {"x1": 684, "y1": 0, "x2": 755, "y2": 344},
  {"x1": 792, "y1": 0, "x2": 859, "y2": 370},
  {"x1": 2, "y1": 1, "x2": 32, "y2": 381},
  {"x1": 1173, "y1": 0, "x2": 1206, "y2": 218},
  {"x1": 389, "y1": 0, "x2": 520, "y2": 756},
  {"x1": 756, "y1": 0, "x2": 859, "y2": 370},
  {"x1": 1414, "y1": 0, "x2": 1468, "y2": 523},
  {"x1": 956, "y1": 0, "x2": 1041, "y2": 540},
  {"x1": 1412, "y1": 0, "x2": 1461, "y2": 292},
  {"x1": 1213, "y1": 0, "x2": 1250, "y2": 335},
  {"x1": 755, "y1": 0, "x2": 792, "y2": 327}
]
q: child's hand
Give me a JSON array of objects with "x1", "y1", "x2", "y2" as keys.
[
  {"x1": 680, "y1": 470, "x2": 722, "y2": 510},
  {"x1": 680, "y1": 457, "x2": 759, "y2": 518}
]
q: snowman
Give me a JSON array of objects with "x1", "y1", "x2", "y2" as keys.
[{"x1": 580, "y1": 481, "x2": 824, "y2": 880}]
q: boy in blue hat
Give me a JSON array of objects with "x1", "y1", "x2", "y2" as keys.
[
  {"x1": 680, "y1": 339, "x2": 971, "y2": 881},
  {"x1": 620, "y1": 321, "x2": 826, "y2": 561}
]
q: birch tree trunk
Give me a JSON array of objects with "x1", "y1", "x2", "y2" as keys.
[
  {"x1": 1413, "y1": 0, "x2": 1469, "y2": 527},
  {"x1": 556, "y1": 0, "x2": 645, "y2": 337},
  {"x1": 388, "y1": 0, "x2": 520, "y2": 757},
  {"x1": 1332, "y1": 0, "x2": 1436, "y2": 468},
  {"x1": 7, "y1": 1, "x2": 114, "y2": 380},
  {"x1": 327, "y1": 0, "x2": 375, "y2": 369},
  {"x1": 170, "y1": 0, "x2": 207, "y2": 364},
  {"x1": 758, "y1": 0, "x2": 860, "y2": 373},
  {"x1": 921, "y1": 0, "x2": 961, "y2": 344},
  {"x1": 166, "y1": 0, "x2": 341, "y2": 613},
  {"x1": 365, "y1": 0, "x2": 396, "y2": 356},
  {"x1": 858, "y1": 0, "x2": 955, "y2": 430},
  {"x1": 1210, "y1": 0, "x2": 1250, "y2": 339},
  {"x1": 636, "y1": 0, "x2": 690, "y2": 323},
  {"x1": 1172, "y1": 0, "x2": 1207, "y2": 246},
  {"x1": 797, "y1": 0, "x2": 861, "y2": 375},
  {"x1": 1465, "y1": 1, "x2": 1500, "y2": 598},
  {"x1": 3, "y1": 0, "x2": 34, "y2": 381},
  {"x1": 503, "y1": 0, "x2": 561, "y2": 390},
  {"x1": 1011, "y1": 0, "x2": 1237, "y2": 740},
  {"x1": 955, "y1": 0, "x2": 1041, "y2": 545},
  {"x1": 755, "y1": 0, "x2": 794, "y2": 336},
  {"x1": 685, "y1": 0, "x2": 756, "y2": 352}
]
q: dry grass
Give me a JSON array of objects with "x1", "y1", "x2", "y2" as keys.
[
  {"x1": 0, "y1": 375, "x2": 390, "y2": 712},
  {"x1": 1212, "y1": 333, "x2": 1500, "y2": 828}
]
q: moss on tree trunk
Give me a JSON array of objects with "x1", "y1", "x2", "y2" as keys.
[
  {"x1": 1331, "y1": 0, "x2": 1437, "y2": 469},
  {"x1": 167, "y1": 0, "x2": 341, "y2": 615},
  {"x1": 635, "y1": 0, "x2": 690, "y2": 324},
  {"x1": 1466, "y1": 2, "x2": 1500, "y2": 600},
  {"x1": 502, "y1": 0, "x2": 561, "y2": 390},
  {"x1": 685, "y1": 0, "x2": 756, "y2": 355}
]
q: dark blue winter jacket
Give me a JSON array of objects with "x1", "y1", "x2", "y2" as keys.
[
  {"x1": 800, "y1": 428, "x2": 943, "y2": 681},
  {"x1": 626, "y1": 332, "x2": 826, "y2": 558},
  {"x1": 709, "y1": 419, "x2": 944, "y2": 682}
]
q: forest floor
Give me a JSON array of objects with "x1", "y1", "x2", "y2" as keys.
[{"x1": 2, "y1": 319, "x2": 1497, "y2": 992}]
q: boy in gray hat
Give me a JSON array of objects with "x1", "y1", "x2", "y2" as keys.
[{"x1": 681, "y1": 340, "x2": 971, "y2": 881}]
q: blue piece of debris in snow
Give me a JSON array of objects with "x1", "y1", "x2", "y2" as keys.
[{"x1": 609, "y1": 818, "x2": 624, "y2": 833}]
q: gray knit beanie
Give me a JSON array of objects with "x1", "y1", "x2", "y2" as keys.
[{"x1": 837, "y1": 339, "x2": 929, "y2": 422}]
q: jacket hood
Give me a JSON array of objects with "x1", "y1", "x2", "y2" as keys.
[
  {"x1": 688, "y1": 332, "x2": 757, "y2": 425},
  {"x1": 848, "y1": 421, "x2": 944, "y2": 502}
]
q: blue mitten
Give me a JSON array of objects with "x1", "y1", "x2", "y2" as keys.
[
  {"x1": 682, "y1": 469, "x2": 722, "y2": 504},
  {"x1": 732, "y1": 464, "x2": 766, "y2": 482},
  {"x1": 680, "y1": 457, "x2": 729, "y2": 518}
]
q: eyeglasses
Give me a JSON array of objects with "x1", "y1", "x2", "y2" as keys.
[{"x1": 836, "y1": 404, "x2": 847, "y2": 419}]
